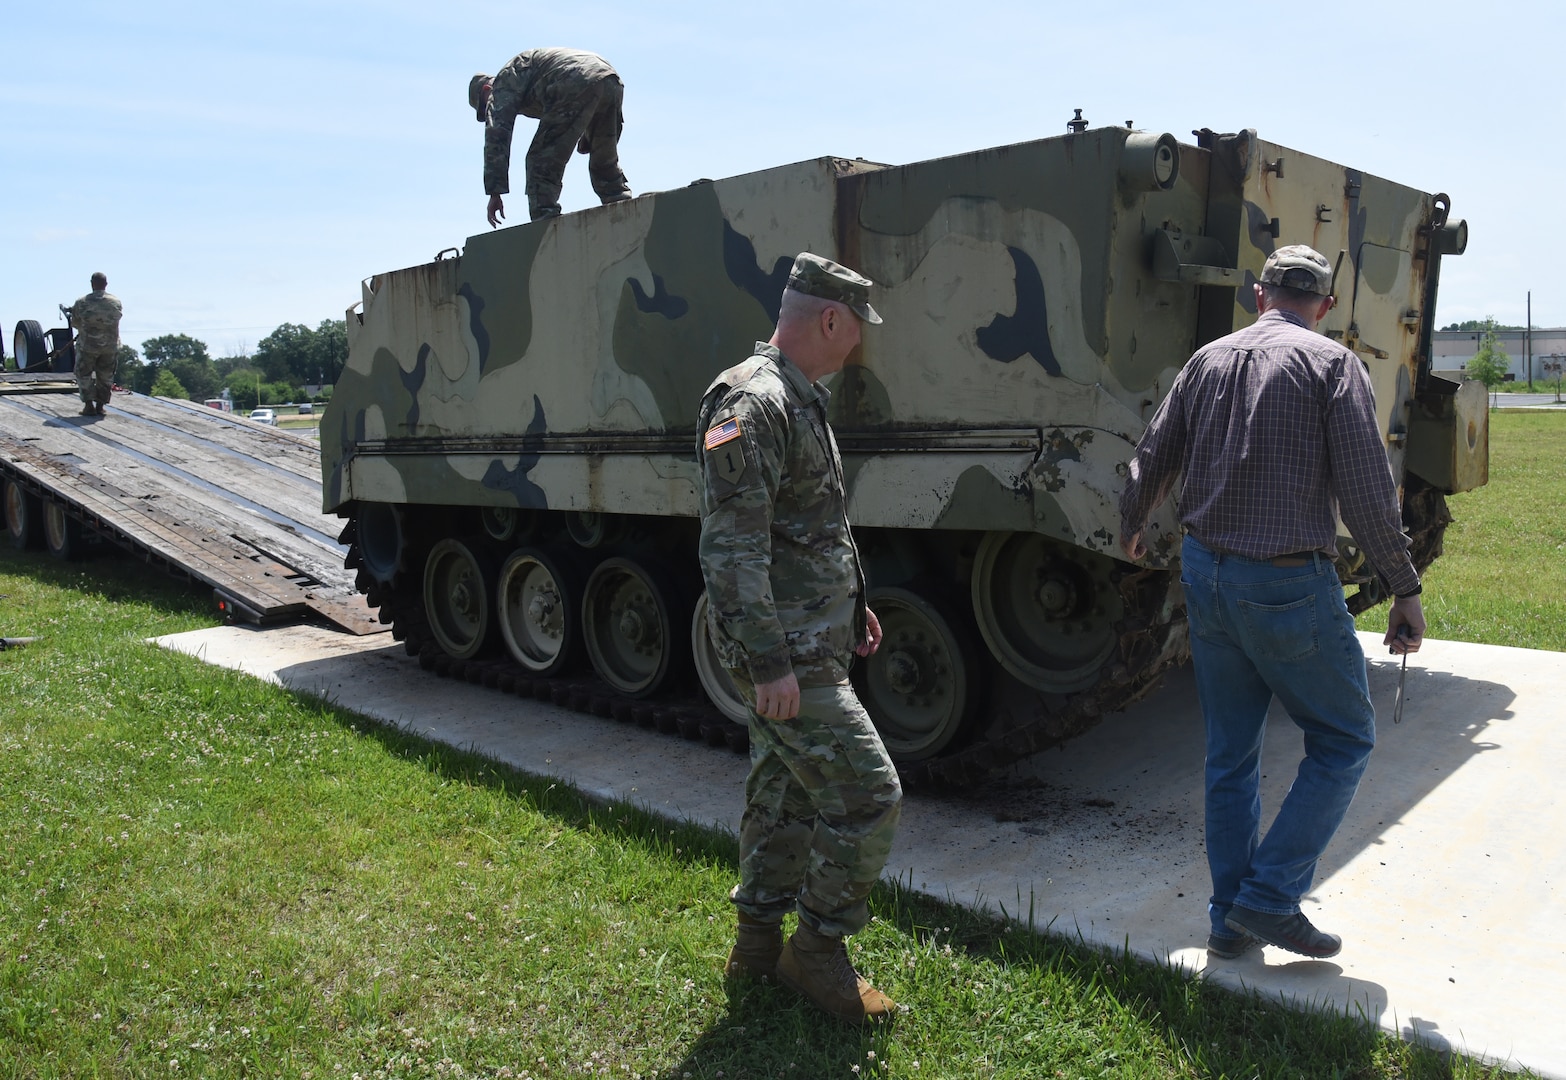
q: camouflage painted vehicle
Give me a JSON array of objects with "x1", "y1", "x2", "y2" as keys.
[{"x1": 321, "y1": 120, "x2": 1482, "y2": 785}]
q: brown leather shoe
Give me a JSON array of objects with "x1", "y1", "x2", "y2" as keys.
[
  {"x1": 724, "y1": 913, "x2": 782, "y2": 980},
  {"x1": 776, "y1": 922, "x2": 895, "y2": 1021}
]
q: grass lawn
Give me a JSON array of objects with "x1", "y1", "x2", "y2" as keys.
[
  {"x1": 1356, "y1": 409, "x2": 1566, "y2": 650},
  {"x1": 2, "y1": 411, "x2": 1556, "y2": 1079}
]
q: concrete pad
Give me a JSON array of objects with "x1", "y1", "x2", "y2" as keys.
[{"x1": 155, "y1": 625, "x2": 1565, "y2": 1077}]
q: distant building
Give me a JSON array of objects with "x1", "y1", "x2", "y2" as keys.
[{"x1": 1433, "y1": 328, "x2": 1566, "y2": 383}]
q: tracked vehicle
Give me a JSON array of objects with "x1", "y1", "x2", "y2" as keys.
[{"x1": 321, "y1": 120, "x2": 1484, "y2": 784}]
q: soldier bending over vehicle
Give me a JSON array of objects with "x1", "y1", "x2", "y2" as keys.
[{"x1": 468, "y1": 47, "x2": 632, "y2": 225}]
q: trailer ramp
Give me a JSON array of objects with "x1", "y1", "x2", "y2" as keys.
[{"x1": 0, "y1": 381, "x2": 382, "y2": 635}]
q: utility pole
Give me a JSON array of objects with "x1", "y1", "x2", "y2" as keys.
[{"x1": 1527, "y1": 291, "x2": 1533, "y2": 387}]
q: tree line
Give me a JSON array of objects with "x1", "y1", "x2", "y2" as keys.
[
  {"x1": 1440, "y1": 319, "x2": 1530, "y2": 332},
  {"x1": 115, "y1": 319, "x2": 347, "y2": 407}
]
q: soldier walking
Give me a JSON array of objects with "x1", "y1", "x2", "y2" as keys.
[
  {"x1": 70, "y1": 272, "x2": 122, "y2": 416},
  {"x1": 697, "y1": 253, "x2": 901, "y2": 1022},
  {"x1": 468, "y1": 47, "x2": 632, "y2": 226}
]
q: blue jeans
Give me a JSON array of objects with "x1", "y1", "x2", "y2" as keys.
[{"x1": 1180, "y1": 535, "x2": 1376, "y2": 937}]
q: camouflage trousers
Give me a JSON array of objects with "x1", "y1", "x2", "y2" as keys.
[
  {"x1": 525, "y1": 74, "x2": 630, "y2": 220},
  {"x1": 730, "y1": 674, "x2": 902, "y2": 938},
  {"x1": 75, "y1": 348, "x2": 116, "y2": 405}
]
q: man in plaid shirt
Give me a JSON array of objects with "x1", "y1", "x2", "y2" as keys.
[{"x1": 1120, "y1": 245, "x2": 1425, "y2": 961}]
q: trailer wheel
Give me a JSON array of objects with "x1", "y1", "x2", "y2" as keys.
[
  {"x1": 4, "y1": 478, "x2": 44, "y2": 550},
  {"x1": 12, "y1": 321, "x2": 47, "y2": 373},
  {"x1": 43, "y1": 501, "x2": 83, "y2": 561}
]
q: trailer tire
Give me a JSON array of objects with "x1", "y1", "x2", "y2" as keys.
[
  {"x1": 44, "y1": 501, "x2": 84, "y2": 561},
  {"x1": 12, "y1": 321, "x2": 47, "y2": 373},
  {"x1": 4, "y1": 478, "x2": 44, "y2": 550}
]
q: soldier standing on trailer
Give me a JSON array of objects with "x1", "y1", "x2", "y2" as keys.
[
  {"x1": 468, "y1": 47, "x2": 632, "y2": 226},
  {"x1": 697, "y1": 252, "x2": 901, "y2": 1022},
  {"x1": 70, "y1": 272, "x2": 122, "y2": 417}
]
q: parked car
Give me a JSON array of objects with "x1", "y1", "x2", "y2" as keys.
[
  {"x1": 248, "y1": 408, "x2": 277, "y2": 426},
  {"x1": 297, "y1": 402, "x2": 314, "y2": 415}
]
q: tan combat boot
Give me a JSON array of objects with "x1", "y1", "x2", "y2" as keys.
[
  {"x1": 724, "y1": 913, "x2": 783, "y2": 980},
  {"x1": 776, "y1": 922, "x2": 896, "y2": 1021}
]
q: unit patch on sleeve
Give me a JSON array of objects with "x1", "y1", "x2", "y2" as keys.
[{"x1": 704, "y1": 417, "x2": 748, "y2": 485}]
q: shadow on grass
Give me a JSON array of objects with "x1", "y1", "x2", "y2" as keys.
[
  {"x1": 0, "y1": 542, "x2": 219, "y2": 625},
  {"x1": 267, "y1": 686, "x2": 1519, "y2": 1080}
]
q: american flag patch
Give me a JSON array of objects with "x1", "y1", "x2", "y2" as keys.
[{"x1": 704, "y1": 418, "x2": 741, "y2": 450}]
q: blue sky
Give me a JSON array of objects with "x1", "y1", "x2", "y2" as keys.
[{"x1": 2, "y1": 0, "x2": 1558, "y2": 359}]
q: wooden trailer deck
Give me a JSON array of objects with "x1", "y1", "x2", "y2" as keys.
[{"x1": 0, "y1": 378, "x2": 382, "y2": 635}]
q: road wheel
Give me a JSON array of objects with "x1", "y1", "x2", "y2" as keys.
[
  {"x1": 423, "y1": 538, "x2": 500, "y2": 660},
  {"x1": 43, "y1": 501, "x2": 83, "y2": 560},
  {"x1": 691, "y1": 593, "x2": 750, "y2": 724},
  {"x1": 854, "y1": 583, "x2": 982, "y2": 762},
  {"x1": 582, "y1": 555, "x2": 693, "y2": 697},
  {"x1": 497, "y1": 546, "x2": 588, "y2": 676},
  {"x1": 4, "y1": 478, "x2": 44, "y2": 550},
  {"x1": 971, "y1": 531, "x2": 1124, "y2": 694},
  {"x1": 12, "y1": 321, "x2": 46, "y2": 373}
]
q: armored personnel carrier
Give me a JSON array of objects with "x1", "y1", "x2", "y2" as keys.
[{"x1": 321, "y1": 120, "x2": 1484, "y2": 784}]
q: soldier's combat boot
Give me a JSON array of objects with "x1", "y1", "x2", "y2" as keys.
[
  {"x1": 724, "y1": 913, "x2": 783, "y2": 980},
  {"x1": 776, "y1": 922, "x2": 895, "y2": 1021}
]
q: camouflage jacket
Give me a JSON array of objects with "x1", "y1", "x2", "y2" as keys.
[
  {"x1": 483, "y1": 47, "x2": 618, "y2": 196},
  {"x1": 697, "y1": 343, "x2": 867, "y2": 687},
  {"x1": 70, "y1": 290, "x2": 122, "y2": 353}
]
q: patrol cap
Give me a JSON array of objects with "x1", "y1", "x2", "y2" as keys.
[
  {"x1": 469, "y1": 73, "x2": 490, "y2": 122},
  {"x1": 785, "y1": 252, "x2": 882, "y2": 325},
  {"x1": 1260, "y1": 244, "x2": 1333, "y2": 296}
]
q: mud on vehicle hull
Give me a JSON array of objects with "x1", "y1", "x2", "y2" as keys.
[{"x1": 322, "y1": 122, "x2": 1481, "y2": 784}]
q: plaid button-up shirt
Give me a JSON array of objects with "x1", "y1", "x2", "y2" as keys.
[{"x1": 1119, "y1": 309, "x2": 1419, "y2": 597}]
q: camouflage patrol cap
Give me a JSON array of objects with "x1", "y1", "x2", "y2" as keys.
[
  {"x1": 1261, "y1": 244, "x2": 1333, "y2": 296},
  {"x1": 786, "y1": 252, "x2": 883, "y2": 325},
  {"x1": 469, "y1": 73, "x2": 490, "y2": 122}
]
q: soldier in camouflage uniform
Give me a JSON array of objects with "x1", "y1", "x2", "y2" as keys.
[
  {"x1": 70, "y1": 272, "x2": 122, "y2": 417},
  {"x1": 697, "y1": 253, "x2": 902, "y2": 1022},
  {"x1": 468, "y1": 48, "x2": 632, "y2": 226}
]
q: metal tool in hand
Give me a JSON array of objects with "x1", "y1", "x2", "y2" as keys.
[{"x1": 1391, "y1": 626, "x2": 1411, "y2": 724}]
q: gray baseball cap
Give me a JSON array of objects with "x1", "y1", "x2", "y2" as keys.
[
  {"x1": 1260, "y1": 244, "x2": 1333, "y2": 296},
  {"x1": 785, "y1": 252, "x2": 882, "y2": 324}
]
